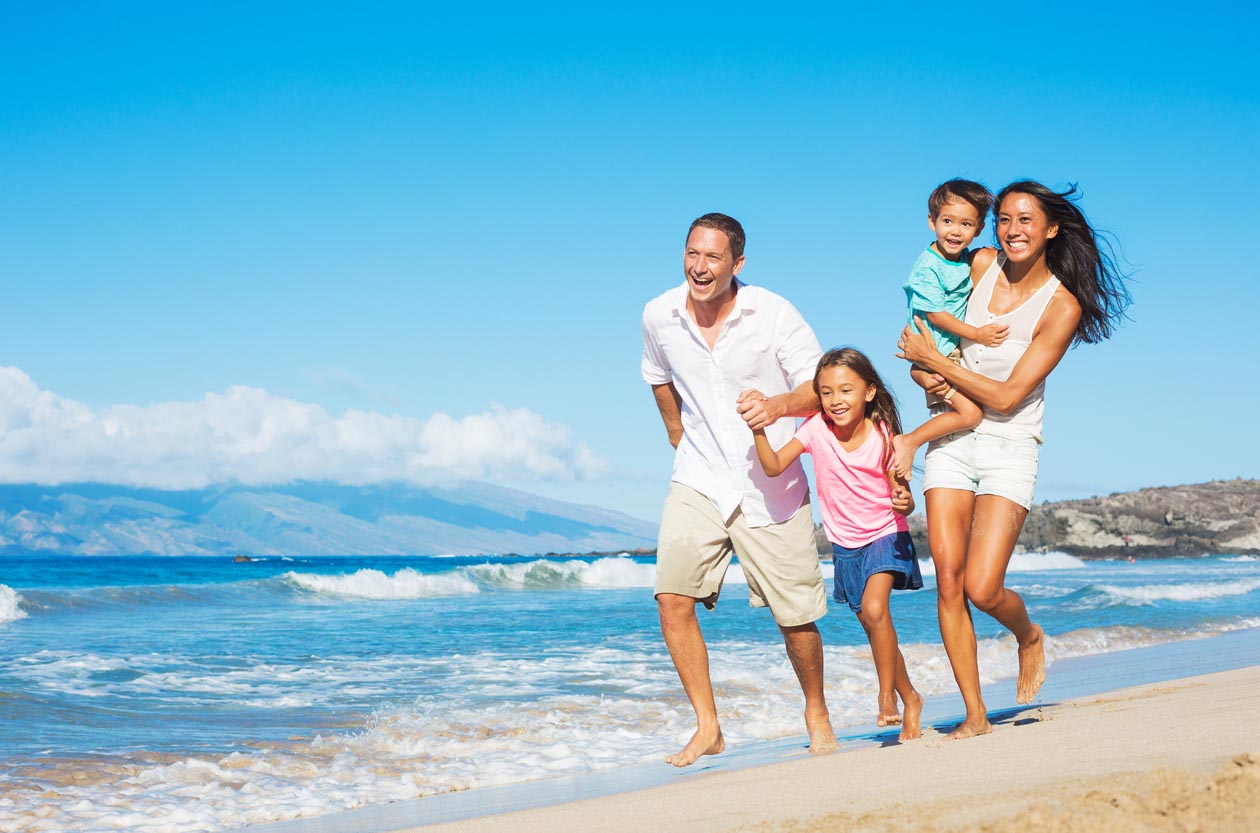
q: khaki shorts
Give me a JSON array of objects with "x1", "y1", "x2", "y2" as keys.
[
  {"x1": 654, "y1": 482, "x2": 826, "y2": 627},
  {"x1": 923, "y1": 347, "x2": 963, "y2": 407}
]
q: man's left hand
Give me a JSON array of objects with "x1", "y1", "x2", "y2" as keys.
[{"x1": 736, "y1": 389, "x2": 785, "y2": 431}]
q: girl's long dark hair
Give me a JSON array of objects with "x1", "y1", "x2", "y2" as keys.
[
  {"x1": 996, "y1": 180, "x2": 1132, "y2": 345},
  {"x1": 813, "y1": 347, "x2": 902, "y2": 473}
]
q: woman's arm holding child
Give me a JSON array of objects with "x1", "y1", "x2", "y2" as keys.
[{"x1": 899, "y1": 291, "x2": 1081, "y2": 414}]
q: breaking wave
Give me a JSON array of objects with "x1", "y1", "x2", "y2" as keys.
[{"x1": 0, "y1": 584, "x2": 27, "y2": 624}]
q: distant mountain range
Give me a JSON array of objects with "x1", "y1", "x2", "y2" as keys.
[
  {"x1": 8, "y1": 479, "x2": 1253, "y2": 560},
  {"x1": 0, "y1": 482, "x2": 658, "y2": 556}
]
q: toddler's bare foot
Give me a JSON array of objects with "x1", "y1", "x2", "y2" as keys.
[
  {"x1": 665, "y1": 727, "x2": 724, "y2": 767},
  {"x1": 899, "y1": 690, "x2": 923, "y2": 741},
  {"x1": 891, "y1": 434, "x2": 915, "y2": 479},
  {"x1": 1017, "y1": 624, "x2": 1046, "y2": 704}
]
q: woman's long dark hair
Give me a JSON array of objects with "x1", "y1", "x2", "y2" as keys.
[
  {"x1": 996, "y1": 181, "x2": 1132, "y2": 345},
  {"x1": 813, "y1": 347, "x2": 902, "y2": 473}
]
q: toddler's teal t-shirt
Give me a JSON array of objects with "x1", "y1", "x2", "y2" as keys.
[{"x1": 903, "y1": 246, "x2": 971, "y2": 354}]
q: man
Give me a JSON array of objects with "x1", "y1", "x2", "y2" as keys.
[{"x1": 640, "y1": 212, "x2": 837, "y2": 767}]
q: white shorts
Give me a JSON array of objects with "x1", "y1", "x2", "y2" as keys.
[{"x1": 922, "y1": 431, "x2": 1040, "y2": 510}]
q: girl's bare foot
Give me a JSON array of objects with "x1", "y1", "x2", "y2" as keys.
[
  {"x1": 876, "y1": 692, "x2": 902, "y2": 727},
  {"x1": 899, "y1": 690, "x2": 924, "y2": 741},
  {"x1": 665, "y1": 727, "x2": 724, "y2": 767}
]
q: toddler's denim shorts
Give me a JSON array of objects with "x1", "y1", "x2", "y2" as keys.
[
  {"x1": 922, "y1": 430, "x2": 1041, "y2": 510},
  {"x1": 830, "y1": 531, "x2": 922, "y2": 614}
]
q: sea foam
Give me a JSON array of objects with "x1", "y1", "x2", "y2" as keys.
[
  {"x1": 2, "y1": 620, "x2": 1251, "y2": 833},
  {"x1": 1091, "y1": 577, "x2": 1260, "y2": 605},
  {"x1": 465, "y1": 557, "x2": 653, "y2": 589},
  {"x1": 917, "y1": 551, "x2": 1086, "y2": 577},
  {"x1": 0, "y1": 584, "x2": 27, "y2": 623},
  {"x1": 283, "y1": 569, "x2": 480, "y2": 599},
  {"x1": 283, "y1": 557, "x2": 729, "y2": 598}
]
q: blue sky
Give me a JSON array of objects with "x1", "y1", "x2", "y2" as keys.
[{"x1": 1, "y1": 3, "x2": 1256, "y2": 522}]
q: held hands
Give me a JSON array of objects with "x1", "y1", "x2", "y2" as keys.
[
  {"x1": 736, "y1": 389, "x2": 784, "y2": 431},
  {"x1": 887, "y1": 437, "x2": 915, "y2": 515},
  {"x1": 890, "y1": 480, "x2": 914, "y2": 516},
  {"x1": 974, "y1": 322, "x2": 1010, "y2": 347}
]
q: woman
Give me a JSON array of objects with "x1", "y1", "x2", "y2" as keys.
[{"x1": 896, "y1": 180, "x2": 1130, "y2": 739}]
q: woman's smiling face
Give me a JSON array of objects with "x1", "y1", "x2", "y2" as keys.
[{"x1": 997, "y1": 192, "x2": 1059, "y2": 265}]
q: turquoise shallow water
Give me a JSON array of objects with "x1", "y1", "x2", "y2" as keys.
[{"x1": 1, "y1": 551, "x2": 1258, "y2": 832}]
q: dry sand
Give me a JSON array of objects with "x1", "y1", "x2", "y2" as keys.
[{"x1": 402, "y1": 666, "x2": 1260, "y2": 833}]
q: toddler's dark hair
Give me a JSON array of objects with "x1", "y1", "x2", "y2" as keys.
[{"x1": 928, "y1": 179, "x2": 993, "y2": 222}]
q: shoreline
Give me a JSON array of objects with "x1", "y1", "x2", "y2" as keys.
[
  {"x1": 245, "y1": 626, "x2": 1260, "y2": 833},
  {"x1": 417, "y1": 665, "x2": 1260, "y2": 833}
]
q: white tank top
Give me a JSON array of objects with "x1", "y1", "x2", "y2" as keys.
[{"x1": 961, "y1": 253, "x2": 1061, "y2": 442}]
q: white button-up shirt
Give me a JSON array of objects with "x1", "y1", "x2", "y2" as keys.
[{"x1": 641, "y1": 281, "x2": 821, "y2": 527}]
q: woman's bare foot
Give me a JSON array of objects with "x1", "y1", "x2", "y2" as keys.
[
  {"x1": 806, "y1": 711, "x2": 839, "y2": 754},
  {"x1": 899, "y1": 690, "x2": 923, "y2": 741},
  {"x1": 945, "y1": 717, "x2": 992, "y2": 740},
  {"x1": 1016, "y1": 624, "x2": 1046, "y2": 704},
  {"x1": 876, "y1": 692, "x2": 902, "y2": 727},
  {"x1": 665, "y1": 727, "x2": 724, "y2": 767}
]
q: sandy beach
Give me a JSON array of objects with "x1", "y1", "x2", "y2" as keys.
[
  {"x1": 244, "y1": 630, "x2": 1260, "y2": 833},
  {"x1": 413, "y1": 666, "x2": 1260, "y2": 833}
]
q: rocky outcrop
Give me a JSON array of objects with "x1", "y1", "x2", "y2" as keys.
[
  {"x1": 898, "y1": 479, "x2": 1260, "y2": 560},
  {"x1": 1018, "y1": 479, "x2": 1260, "y2": 558}
]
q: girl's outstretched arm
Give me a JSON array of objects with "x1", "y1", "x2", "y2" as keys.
[{"x1": 752, "y1": 430, "x2": 804, "y2": 477}]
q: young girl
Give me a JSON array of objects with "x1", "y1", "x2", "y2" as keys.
[{"x1": 751, "y1": 347, "x2": 924, "y2": 740}]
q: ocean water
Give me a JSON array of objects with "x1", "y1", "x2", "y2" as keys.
[{"x1": 1, "y1": 551, "x2": 1258, "y2": 833}]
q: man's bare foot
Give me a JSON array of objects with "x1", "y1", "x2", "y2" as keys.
[
  {"x1": 1016, "y1": 624, "x2": 1046, "y2": 704},
  {"x1": 806, "y1": 711, "x2": 838, "y2": 754},
  {"x1": 945, "y1": 717, "x2": 992, "y2": 740},
  {"x1": 899, "y1": 690, "x2": 923, "y2": 741},
  {"x1": 665, "y1": 726, "x2": 724, "y2": 767},
  {"x1": 876, "y1": 692, "x2": 901, "y2": 727}
]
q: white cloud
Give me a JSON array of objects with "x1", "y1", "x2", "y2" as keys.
[{"x1": 0, "y1": 367, "x2": 607, "y2": 489}]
